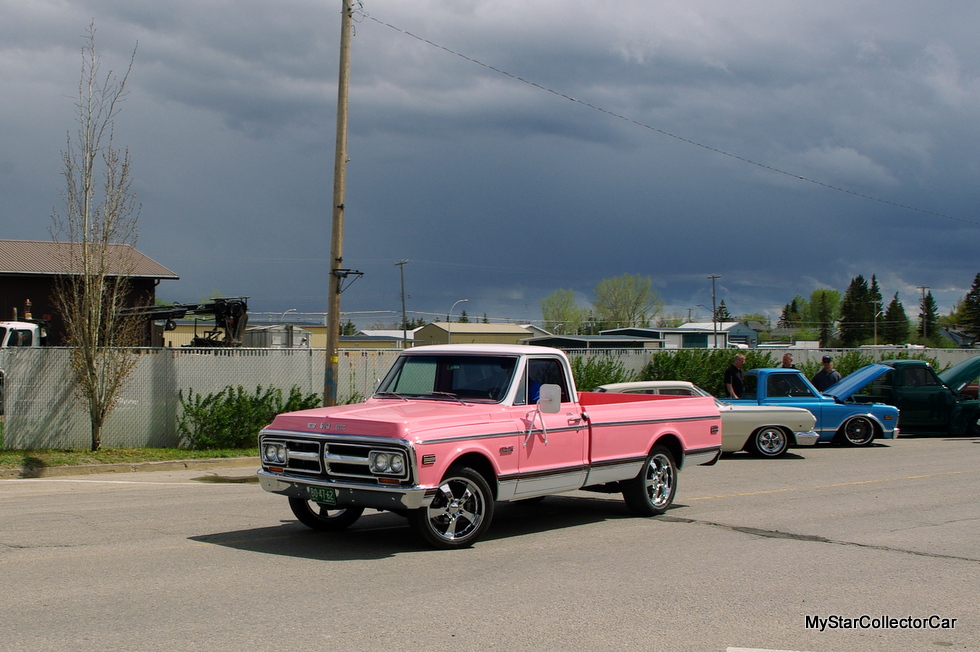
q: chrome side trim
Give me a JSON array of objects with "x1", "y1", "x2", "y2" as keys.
[
  {"x1": 583, "y1": 460, "x2": 645, "y2": 486},
  {"x1": 684, "y1": 448, "x2": 721, "y2": 467}
]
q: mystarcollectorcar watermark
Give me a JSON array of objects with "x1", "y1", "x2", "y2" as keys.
[{"x1": 805, "y1": 614, "x2": 957, "y2": 632}]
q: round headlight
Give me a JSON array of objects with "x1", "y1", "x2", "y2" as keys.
[
  {"x1": 373, "y1": 452, "x2": 389, "y2": 472},
  {"x1": 390, "y1": 455, "x2": 404, "y2": 474},
  {"x1": 276, "y1": 444, "x2": 287, "y2": 463},
  {"x1": 264, "y1": 444, "x2": 277, "y2": 462}
]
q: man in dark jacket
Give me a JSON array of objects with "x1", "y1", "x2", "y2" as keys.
[
  {"x1": 724, "y1": 353, "x2": 746, "y2": 398},
  {"x1": 812, "y1": 355, "x2": 842, "y2": 391}
]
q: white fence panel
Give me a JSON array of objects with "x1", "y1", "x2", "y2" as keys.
[{"x1": 3, "y1": 345, "x2": 978, "y2": 450}]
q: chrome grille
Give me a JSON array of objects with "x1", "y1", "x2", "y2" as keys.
[
  {"x1": 262, "y1": 437, "x2": 321, "y2": 474},
  {"x1": 260, "y1": 432, "x2": 412, "y2": 482},
  {"x1": 325, "y1": 441, "x2": 410, "y2": 481}
]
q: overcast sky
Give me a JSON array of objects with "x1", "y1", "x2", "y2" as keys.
[{"x1": 3, "y1": 0, "x2": 979, "y2": 328}]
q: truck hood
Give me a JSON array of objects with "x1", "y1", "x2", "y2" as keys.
[
  {"x1": 264, "y1": 397, "x2": 511, "y2": 442},
  {"x1": 823, "y1": 364, "x2": 891, "y2": 400},
  {"x1": 938, "y1": 356, "x2": 980, "y2": 393}
]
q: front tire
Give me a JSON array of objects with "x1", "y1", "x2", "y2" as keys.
[
  {"x1": 838, "y1": 417, "x2": 876, "y2": 446},
  {"x1": 622, "y1": 445, "x2": 677, "y2": 516},
  {"x1": 410, "y1": 467, "x2": 494, "y2": 549},
  {"x1": 288, "y1": 497, "x2": 364, "y2": 531},
  {"x1": 748, "y1": 427, "x2": 789, "y2": 458}
]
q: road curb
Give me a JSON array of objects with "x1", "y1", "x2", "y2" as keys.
[{"x1": 0, "y1": 456, "x2": 258, "y2": 479}]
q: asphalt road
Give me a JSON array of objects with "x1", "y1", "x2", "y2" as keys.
[{"x1": 1, "y1": 436, "x2": 977, "y2": 652}]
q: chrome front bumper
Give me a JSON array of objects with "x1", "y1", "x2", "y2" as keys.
[
  {"x1": 792, "y1": 430, "x2": 820, "y2": 446},
  {"x1": 257, "y1": 469, "x2": 433, "y2": 511}
]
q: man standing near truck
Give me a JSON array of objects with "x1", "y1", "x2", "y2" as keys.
[
  {"x1": 812, "y1": 355, "x2": 842, "y2": 392},
  {"x1": 725, "y1": 353, "x2": 746, "y2": 398}
]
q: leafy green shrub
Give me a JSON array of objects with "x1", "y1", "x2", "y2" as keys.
[
  {"x1": 178, "y1": 385, "x2": 321, "y2": 450},
  {"x1": 570, "y1": 355, "x2": 636, "y2": 392}
]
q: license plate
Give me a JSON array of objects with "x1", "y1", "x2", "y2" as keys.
[{"x1": 308, "y1": 486, "x2": 337, "y2": 505}]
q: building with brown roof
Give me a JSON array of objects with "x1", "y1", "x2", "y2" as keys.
[{"x1": 0, "y1": 239, "x2": 178, "y2": 344}]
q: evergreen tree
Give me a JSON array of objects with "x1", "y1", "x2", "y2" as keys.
[
  {"x1": 960, "y1": 273, "x2": 980, "y2": 337},
  {"x1": 458, "y1": 310, "x2": 470, "y2": 323},
  {"x1": 839, "y1": 275, "x2": 873, "y2": 346},
  {"x1": 919, "y1": 291, "x2": 939, "y2": 341},
  {"x1": 482, "y1": 313, "x2": 489, "y2": 324},
  {"x1": 778, "y1": 297, "x2": 804, "y2": 328},
  {"x1": 881, "y1": 293, "x2": 909, "y2": 344},
  {"x1": 807, "y1": 289, "x2": 840, "y2": 346},
  {"x1": 869, "y1": 275, "x2": 883, "y2": 315},
  {"x1": 714, "y1": 300, "x2": 733, "y2": 322}
]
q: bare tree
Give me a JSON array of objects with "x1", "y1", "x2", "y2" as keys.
[{"x1": 51, "y1": 24, "x2": 144, "y2": 451}]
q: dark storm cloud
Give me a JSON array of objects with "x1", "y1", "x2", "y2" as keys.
[{"x1": 2, "y1": 0, "x2": 979, "y2": 327}]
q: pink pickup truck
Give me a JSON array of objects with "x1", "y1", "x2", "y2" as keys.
[{"x1": 258, "y1": 344, "x2": 721, "y2": 548}]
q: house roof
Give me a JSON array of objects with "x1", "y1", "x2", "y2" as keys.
[
  {"x1": 422, "y1": 322, "x2": 532, "y2": 334},
  {"x1": 0, "y1": 239, "x2": 178, "y2": 279},
  {"x1": 675, "y1": 321, "x2": 745, "y2": 331},
  {"x1": 358, "y1": 329, "x2": 418, "y2": 339}
]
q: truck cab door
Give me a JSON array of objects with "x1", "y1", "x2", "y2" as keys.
[
  {"x1": 512, "y1": 358, "x2": 587, "y2": 497},
  {"x1": 895, "y1": 367, "x2": 953, "y2": 429}
]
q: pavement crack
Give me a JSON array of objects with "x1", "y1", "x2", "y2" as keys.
[{"x1": 657, "y1": 515, "x2": 980, "y2": 563}]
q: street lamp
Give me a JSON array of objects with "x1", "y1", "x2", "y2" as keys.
[
  {"x1": 280, "y1": 308, "x2": 297, "y2": 322},
  {"x1": 708, "y1": 275, "x2": 721, "y2": 349},
  {"x1": 447, "y1": 299, "x2": 468, "y2": 344},
  {"x1": 874, "y1": 310, "x2": 885, "y2": 346}
]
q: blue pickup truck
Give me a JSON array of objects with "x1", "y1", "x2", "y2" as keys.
[{"x1": 727, "y1": 367, "x2": 900, "y2": 446}]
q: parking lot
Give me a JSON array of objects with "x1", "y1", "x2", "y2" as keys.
[{"x1": 1, "y1": 436, "x2": 977, "y2": 651}]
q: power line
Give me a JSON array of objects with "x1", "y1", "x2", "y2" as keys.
[{"x1": 364, "y1": 14, "x2": 980, "y2": 228}]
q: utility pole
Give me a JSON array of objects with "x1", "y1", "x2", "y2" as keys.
[
  {"x1": 396, "y1": 259, "x2": 409, "y2": 348},
  {"x1": 323, "y1": 0, "x2": 354, "y2": 407},
  {"x1": 708, "y1": 274, "x2": 721, "y2": 349}
]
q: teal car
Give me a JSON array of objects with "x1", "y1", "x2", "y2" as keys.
[{"x1": 832, "y1": 357, "x2": 980, "y2": 436}]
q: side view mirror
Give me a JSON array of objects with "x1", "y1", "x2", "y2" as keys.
[{"x1": 537, "y1": 384, "x2": 562, "y2": 414}]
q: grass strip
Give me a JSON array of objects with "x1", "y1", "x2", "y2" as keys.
[{"x1": 0, "y1": 447, "x2": 258, "y2": 470}]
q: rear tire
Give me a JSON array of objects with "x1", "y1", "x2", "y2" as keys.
[
  {"x1": 288, "y1": 497, "x2": 364, "y2": 531},
  {"x1": 622, "y1": 445, "x2": 677, "y2": 516}
]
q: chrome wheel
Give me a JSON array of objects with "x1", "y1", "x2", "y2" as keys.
[
  {"x1": 839, "y1": 417, "x2": 875, "y2": 446},
  {"x1": 751, "y1": 427, "x2": 788, "y2": 458},
  {"x1": 410, "y1": 467, "x2": 494, "y2": 549},
  {"x1": 623, "y1": 445, "x2": 677, "y2": 516}
]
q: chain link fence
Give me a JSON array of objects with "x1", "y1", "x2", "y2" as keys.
[
  {"x1": 0, "y1": 347, "x2": 401, "y2": 449},
  {"x1": 2, "y1": 345, "x2": 977, "y2": 450}
]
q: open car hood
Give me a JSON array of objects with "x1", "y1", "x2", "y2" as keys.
[
  {"x1": 823, "y1": 364, "x2": 891, "y2": 400},
  {"x1": 938, "y1": 356, "x2": 980, "y2": 393}
]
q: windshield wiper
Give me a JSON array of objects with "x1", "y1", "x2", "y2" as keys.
[
  {"x1": 430, "y1": 392, "x2": 468, "y2": 405},
  {"x1": 374, "y1": 391, "x2": 410, "y2": 402}
]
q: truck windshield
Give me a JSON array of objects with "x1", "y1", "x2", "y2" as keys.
[{"x1": 377, "y1": 355, "x2": 517, "y2": 403}]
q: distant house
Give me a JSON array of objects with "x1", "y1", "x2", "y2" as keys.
[
  {"x1": 358, "y1": 328, "x2": 419, "y2": 347},
  {"x1": 0, "y1": 239, "x2": 178, "y2": 344},
  {"x1": 600, "y1": 322, "x2": 757, "y2": 348},
  {"x1": 523, "y1": 334, "x2": 663, "y2": 350},
  {"x1": 414, "y1": 322, "x2": 535, "y2": 346},
  {"x1": 672, "y1": 321, "x2": 759, "y2": 348}
]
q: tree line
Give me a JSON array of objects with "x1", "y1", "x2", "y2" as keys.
[
  {"x1": 779, "y1": 273, "x2": 980, "y2": 347},
  {"x1": 538, "y1": 272, "x2": 980, "y2": 347}
]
